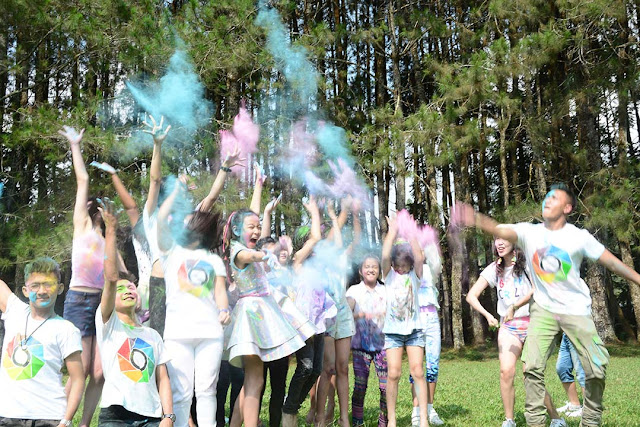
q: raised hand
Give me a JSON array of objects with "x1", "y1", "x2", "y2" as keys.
[
  {"x1": 302, "y1": 195, "x2": 318, "y2": 212},
  {"x1": 89, "y1": 161, "x2": 116, "y2": 175},
  {"x1": 386, "y1": 214, "x2": 398, "y2": 233},
  {"x1": 254, "y1": 162, "x2": 266, "y2": 185},
  {"x1": 142, "y1": 115, "x2": 171, "y2": 145},
  {"x1": 451, "y1": 201, "x2": 476, "y2": 228},
  {"x1": 58, "y1": 126, "x2": 85, "y2": 147},
  {"x1": 265, "y1": 194, "x2": 282, "y2": 213},
  {"x1": 222, "y1": 144, "x2": 245, "y2": 169},
  {"x1": 97, "y1": 197, "x2": 118, "y2": 230}
]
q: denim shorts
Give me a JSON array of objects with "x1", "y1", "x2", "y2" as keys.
[
  {"x1": 384, "y1": 329, "x2": 425, "y2": 349},
  {"x1": 63, "y1": 289, "x2": 102, "y2": 337}
]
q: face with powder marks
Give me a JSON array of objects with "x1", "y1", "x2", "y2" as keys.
[
  {"x1": 115, "y1": 280, "x2": 139, "y2": 312},
  {"x1": 542, "y1": 189, "x2": 572, "y2": 220},
  {"x1": 22, "y1": 272, "x2": 63, "y2": 310},
  {"x1": 239, "y1": 214, "x2": 261, "y2": 249}
]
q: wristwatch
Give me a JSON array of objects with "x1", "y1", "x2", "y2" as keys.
[
  {"x1": 59, "y1": 420, "x2": 71, "y2": 427},
  {"x1": 162, "y1": 413, "x2": 177, "y2": 423}
]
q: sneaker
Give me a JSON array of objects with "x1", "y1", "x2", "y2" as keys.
[
  {"x1": 550, "y1": 418, "x2": 567, "y2": 427},
  {"x1": 429, "y1": 408, "x2": 444, "y2": 426},
  {"x1": 557, "y1": 401, "x2": 581, "y2": 414},
  {"x1": 502, "y1": 419, "x2": 516, "y2": 427},
  {"x1": 566, "y1": 406, "x2": 583, "y2": 418},
  {"x1": 411, "y1": 407, "x2": 420, "y2": 427}
]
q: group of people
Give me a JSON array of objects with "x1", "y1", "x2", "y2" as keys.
[{"x1": 0, "y1": 119, "x2": 639, "y2": 427}]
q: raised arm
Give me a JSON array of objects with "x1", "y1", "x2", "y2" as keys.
[
  {"x1": 466, "y1": 276, "x2": 499, "y2": 327},
  {"x1": 99, "y1": 199, "x2": 119, "y2": 323},
  {"x1": 381, "y1": 215, "x2": 398, "y2": 277},
  {"x1": 327, "y1": 202, "x2": 343, "y2": 249},
  {"x1": 260, "y1": 194, "x2": 281, "y2": 239},
  {"x1": 92, "y1": 163, "x2": 140, "y2": 226},
  {"x1": 598, "y1": 249, "x2": 640, "y2": 288},
  {"x1": 409, "y1": 236, "x2": 425, "y2": 279},
  {"x1": 453, "y1": 201, "x2": 518, "y2": 244},
  {"x1": 198, "y1": 145, "x2": 244, "y2": 213},
  {"x1": 293, "y1": 196, "x2": 322, "y2": 270},
  {"x1": 59, "y1": 126, "x2": 91, "y2": 230},
  {"x1": 345, "y1": 199, "x2": 362, "y2": 255},
  {"x1": 142, "y1": 115, "x2": 170, "y2": 216},
  {"x1": 157, "y1": 177, "x2": 186, "y2": 253},
  {"x1": 0, "y1": 279, "x2": 12, "y2": 313}
]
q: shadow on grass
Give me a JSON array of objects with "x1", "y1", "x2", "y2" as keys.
[
  {"x1": 440, "y1": 345, "x2": 498, "y2": 361},
  {"x1": 438, "y1": 403, "x2": 470, "y2": 419},
  {"x1": 605, "y1": 343, "x2": 640, "y2": 358}
]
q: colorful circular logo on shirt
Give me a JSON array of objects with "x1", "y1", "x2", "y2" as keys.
[
  {"x1": 117, "y1": 337, "x2": 155, "y2": 383},
  {"x1": 2, "y1": 335, "x2": 45, "y2": 380},
  {"x1": 532, "y1": 245, "x2": 572, "y2": 283},
  {"x1": 177, "y1": 259, "x2": 215, "y2": 298}
]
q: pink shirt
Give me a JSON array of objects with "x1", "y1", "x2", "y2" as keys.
[{"x1": 69, "y1": 229, "x2": 105, "y2": 289}]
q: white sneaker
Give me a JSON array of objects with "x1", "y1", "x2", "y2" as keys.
[
  {"x1": 557, "y1": 401, "x2": 581, "y2": 413},
  {"x1": 411, "y1": 407, "x2": 420, "y2": 427},
  {"x1": 502, "y1": 419, "x2": 516, "y2": 427},
  {"x1": 429, "y1": 408, "x2": 444, "y2": 426},
  {"x1": 566, "y1": 406, "x2": 583, "y2": 418},
  {"x1": 550, "y1": 418, "x2": 567, "y2": 427}
]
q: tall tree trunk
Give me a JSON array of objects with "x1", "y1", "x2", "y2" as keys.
[
  {"x1": 586, "y1": 263, "x2": 619, "y2": 344},
  {"x1": 620, "y1": 240, "x2": 640, "y2": 340}
]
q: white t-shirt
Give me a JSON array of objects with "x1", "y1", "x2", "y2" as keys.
[
  {"x1": 512, "y1": 222, "x2": 605, "y2": 316},
  {"x1": 161, "y1": 244, "x2": 227, "y2": 340},
  {"x1": 346, "y1": 282, "x2": 386, "y2": 352},
  {"x1": 383, "y1": 269, "x2": 421, "y2": 335},
  {"x1": 96, "y1": 306, "x2": 169, "y2": 417},
  {"x1": 480, "y1": 262, "x2": 532, "y2": 318},
  {"x1": 0, "y1": 295, "x2": 82, "y2": 420}
]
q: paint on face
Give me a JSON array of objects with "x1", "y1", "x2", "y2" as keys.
[
  {"x1": 542, "y1": 190, "x2": 554, "y2": 214},
  {"x1": 241, "y1": 214, "x2": 261, "y2": 249},
  {"x1": 28, "y1": 291, "x2": 37, "y2": 303}
]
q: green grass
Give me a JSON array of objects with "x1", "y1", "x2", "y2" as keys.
[{"x1": 75, "y1": 345, "x2": 640, "y2": 426}]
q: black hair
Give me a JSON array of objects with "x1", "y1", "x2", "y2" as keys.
[
  {"x1": 391, "y1": 243, "x2": 414, "y2": 269},
  {"x1": 87, "y1": 196, "x2": 106, "y2": 235},
  {"x1": 184, "y1": 210, "x2": 223, "y2": 252},
  {"x1": 494, "y1": 243, "x2": 527, "y2": 280},
  {"x1": 24, "y1": 257, "x2": 61, "y2": 283},
  {"x1": 256, "y1": 236, "x2": 277, "y2": 250},
  {"x1": 549, "y1": 183, "x2": 577, "y2": 214}
]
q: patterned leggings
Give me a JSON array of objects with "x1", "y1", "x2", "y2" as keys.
[{"x1": 352, "y1": 349, "x2": 388, "y2": 426}]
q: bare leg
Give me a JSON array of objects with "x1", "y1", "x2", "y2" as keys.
[
  {"x1": 315, "y1": 336, "x2": 335, "y2": 427},
  {"x1": 230, "y1": 387, "x2": 245, "y2": 427},
  {"x1": 385, "y1": 347, "x2": 403, "y2": 427},
  {"x1": 306, "y1": 378, "x2": 319, "y2": 424},
  {"x1": 498, "y1": 331, "x2": 522, "y2": 421},
  {"x1": 407, "y1": 346, "x2": 429, "y2": 427},
  {"x1": 78, "y1": 336, "x2": 104, "y2": 427},
  {"x1": 242, "y1": 356, "x2": 264, "y2": 427},
  {"x1": 562, "y1": 382, "x2": 582, "y2": 406},
  {"x1": 335, "y1": 337, "x2": 352, "y2": 426}
]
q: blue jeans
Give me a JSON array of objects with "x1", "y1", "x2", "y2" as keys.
[{"x1": 556, "y1": 333, "x2": 586, "y2": 389}]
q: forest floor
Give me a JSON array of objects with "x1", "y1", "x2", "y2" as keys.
[{"x1": 75, "y1": 344, "x2": 640, "y2": 426}]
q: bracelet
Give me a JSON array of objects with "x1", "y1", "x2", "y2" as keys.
[
  {"x1": 221, "y1": 165, "x2": 232, "y2": 173},
  {"x1": 219, "y1": 308, "x2": 230, "y2": 313}
]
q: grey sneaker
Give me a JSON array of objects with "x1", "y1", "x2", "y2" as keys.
[
  {"x1": 501, "y1": 419, "x2": 516, "y2": 427},
  {"x1": 565, "y1": 406, "x2": 583, "y2": 418},
  {"x1": 550, "y1": 418, "x2": 567, "y2": 427}
]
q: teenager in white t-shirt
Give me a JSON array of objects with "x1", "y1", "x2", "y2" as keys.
[
  {"x1": 467, "y1": 239, "x2": 566, "y2": 427},
  {"x1": 0, "y1": 258, "x2": 84, "y2": 427},
  {"x1": 157, "y1": 177, "x2": 230, "y2": 427},
  {"x1": 96, "y1": 200, "x2": 175, "y2": 426},
  {"x1": 381, "y1": 216, "x2": 429, "y2": 427},
  {"x1": 455, "y1": 183, "x2": 640, "y2": 426}
]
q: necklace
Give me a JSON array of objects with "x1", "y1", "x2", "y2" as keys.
[{"x1": 21, "y1": 313, "x2": 52, "y2": 350}]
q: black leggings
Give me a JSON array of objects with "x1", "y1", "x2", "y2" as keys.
[
  {"x1": 216, "y1": 360, "x2": 245, "y2": 426},
  {"x1": 259, "y1": 356, "x2": 290, "y2": 426},
  {"x1": 282, "y1": 334, "x2": 325, "y2": 414}
]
